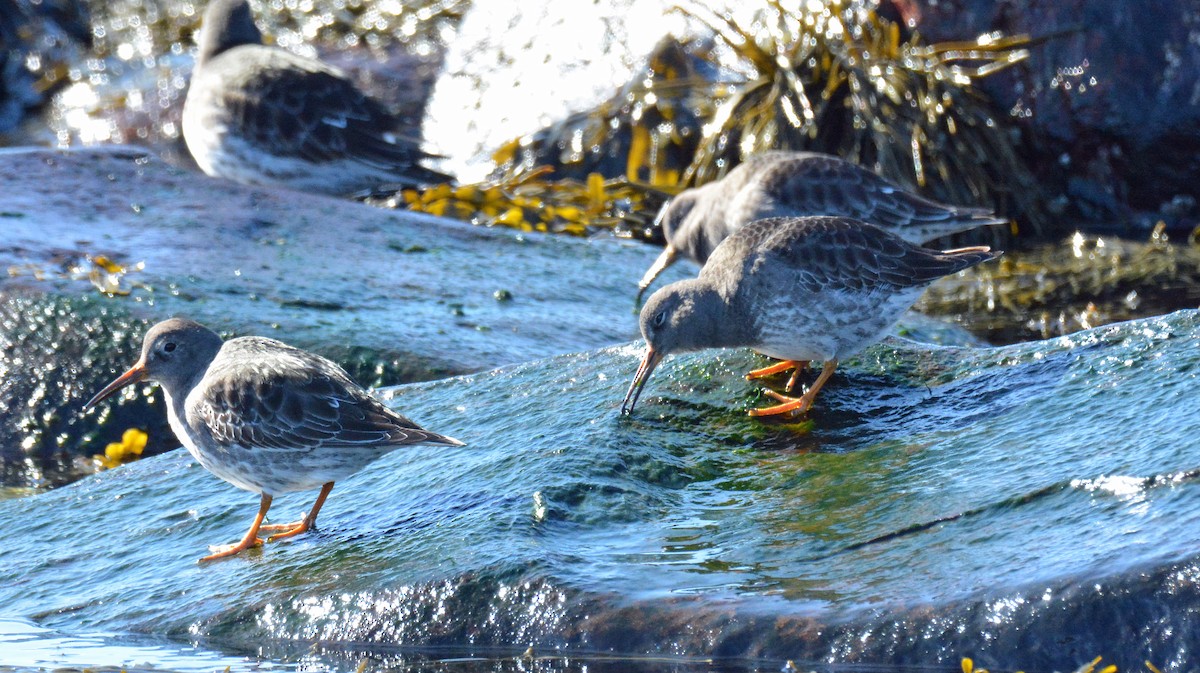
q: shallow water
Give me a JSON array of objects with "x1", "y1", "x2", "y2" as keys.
[
  {"x1": 0, "y1": 618, "x2": 246, "y2": 673},
  {"x1": 3, "y1": 309, "x2": 1200, "y2": 669}
]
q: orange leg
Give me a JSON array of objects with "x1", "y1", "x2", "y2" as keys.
[
  {"x1": 262, "y1": 482, "x2": 335, "y2": 543},
  {"x1": 745, "y1": 360, "x2": 811, "y2": 392},
  {"x1": 199, "y1": 493, "x2": 272, "y2": 563},
  {"x1": 784, "y1": 362, "x2": 810, "y2": 392},
  {"x1": 748, "y1": 359, "x2": 838, "y2": 418}
]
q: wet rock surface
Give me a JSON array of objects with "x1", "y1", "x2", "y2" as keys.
[
  {"x1": 4, "y1": 3, "x2": 1200, "y2": 664},
  {"x1": 2, "y1": 310, "x2": 1199, "y2": 668},
  {"x1": 0, "y1": 148, "x2": 667, "y2": 369}
]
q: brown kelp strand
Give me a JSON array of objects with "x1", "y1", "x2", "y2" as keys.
[
  {"x1": 489, "y1": 36, "x2": 716, "y2": 192},
  {"x1": 423, "y1": 0, "x2": 1042, "y2": 243},
  {"x1": 376, "y1": 169, "x2": 669, "y2": 239}
]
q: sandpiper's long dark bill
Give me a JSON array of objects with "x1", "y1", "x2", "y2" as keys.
[
  {"x1": 636, "y1": 150, "x2": 1007, "y2": 303},
  {"x1": 182, "y1": 0, "x2": 450, "y2": 194},
  {"x1": 620, "y1": 347, "x2": 662, "y2": 415},
  {"x1": 85, "y1": 318, "x2": 464, "y2": 562},
  {"x1": 622, "y1": 216, "x2": 1002, "y2": 418},
  {"x1": 85, "y1": 364, "x2": 148, "y2": 409}
]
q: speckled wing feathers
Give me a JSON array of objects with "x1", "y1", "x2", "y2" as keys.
[
  {"x1": 212, "y1": 48, "x2": 445, "y2": 179},
  {"x1": 188, "y1": 338, "x2": 455, "y2": 453},
  {"x1": 758, "y1": 154, "x2": 1005, "y2": 237},
  {"x1": 710, "y1": 217, "x2": 999, "y2": 295}
]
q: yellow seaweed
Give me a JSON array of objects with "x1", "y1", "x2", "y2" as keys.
[{"x1": 95, "y1": 428, "x2": 148, "y2": 469}]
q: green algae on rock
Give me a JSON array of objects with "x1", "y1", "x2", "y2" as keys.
[{"x1": 918, "y1": 224, "x2": 1200, "y2": 343}]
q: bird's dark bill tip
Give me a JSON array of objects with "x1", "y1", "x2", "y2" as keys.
[{"x1": 620, "y1": 347, "x2": 661, "y2": 416}]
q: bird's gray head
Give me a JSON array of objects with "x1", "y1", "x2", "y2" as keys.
[
  {"x1": 196, "y1": 0, "x2": 262, "y2": 67},
  {"x1": 639, "y1": 281, "x2": 715, "y2": 356},
  {"x1": 85, "y1": 318, "x2": 224, "y2": 409},
  {"x1": 621, "y1": 280, "x2": 724, "y2": 415}
]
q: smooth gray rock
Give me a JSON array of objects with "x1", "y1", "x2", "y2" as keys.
[
  {"x1": 0, "y1": 146, "x2": 685, "y2": 486},
  {"x1": 0, "y1": 146, "x2": 675, "y2": 373}
]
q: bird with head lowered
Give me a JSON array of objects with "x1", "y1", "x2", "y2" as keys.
[{"x1": 623, "y1": 216, "x2": 1001, "y2": 418}]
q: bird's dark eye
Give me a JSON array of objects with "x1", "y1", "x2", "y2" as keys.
[
  {"x1": 163, "y1": 342, "x2": 177, "y2": 353},
  {"x1": 653, "y1": 311, "x2": 667, "y2": 327}
]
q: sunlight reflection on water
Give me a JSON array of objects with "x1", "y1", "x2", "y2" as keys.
[{"x1": 0, "y1": 619, "x2": 250, "y2": 672}]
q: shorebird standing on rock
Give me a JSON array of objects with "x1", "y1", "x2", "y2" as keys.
[
  {"x1": 622, "y1": 216, "x2": 1002, "y2": 418},
  {"x1": 85, "y1": 318, "x2": 463, "y2": 562},
  {"x1": 182, "y1": 0, "x2": 450, "y2": 194},
  {"x1": 637, "y1": 151, "x2": 1006, "y2": 303}
]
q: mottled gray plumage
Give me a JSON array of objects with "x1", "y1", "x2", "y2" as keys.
[
  {"x1": 85, "y1": 317, "x2": 462, "y2": 560},
  {"x1": 638, "y1": 151, "x2": 1005, "y2": 300},
  {"x1": 184, "y1": 332, "x2": 460, "y2": 491},
  {"x1": 183, "y1": 0, "x2": 450, "y2": 194},
  {"x1": 622, "y1": 216, "x2": 1001, "y2": 416}
]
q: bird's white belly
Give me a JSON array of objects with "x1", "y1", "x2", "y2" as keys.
[
  {"x1": 166, "y1": 395, "x2": 368, "y2": 495},
  {"x1": 751, "y1": 286, "x2": 923, "y2": 361},
  {"x1": 181, "y1": 109, "x2": 311, "y2": 187},
  {"x1": 182, "y1": 127, "x2": 390, "y2": 194}
]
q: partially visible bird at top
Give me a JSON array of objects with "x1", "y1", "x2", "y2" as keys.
[
  {"x1": 182, "y1": 0, "x2": 451, "y2": 195},
  {"x1": 637, "y1": 151, "x2": 1006, "y2": 303}
]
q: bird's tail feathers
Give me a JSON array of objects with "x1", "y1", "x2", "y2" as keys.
[
  {"x1": 939, "y1": 245, "x2": 1003, "y2": 273},
  {"x1": 425, "y1": 431, "x2": 466, "y2": 447}
]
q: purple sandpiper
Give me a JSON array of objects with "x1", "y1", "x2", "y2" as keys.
[
  {"x1": 85, "y1": 318, "x2": 463, "y2": 562},
  {"x1": 182, "y1": 0, "x2": 450, "y2": 194},
  {"x1": 622, "y1": 216, "x2": 1001, "y2": 417},
  {"x1": 637, "y1": 151, "x2": 1006, "y2": 302}
]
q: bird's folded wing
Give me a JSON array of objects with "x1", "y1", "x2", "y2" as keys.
[
  {"x1": 188, "y1": 364, "x2": 432, "y2": 452},
  {"x1": 224, "y1": 54, "x2": 436, "y2": 170},
  {"x1": 739, "y1": 217, "x2": 992, "y2": 292},
  {"x1": 768, "y1": 155, "x2": 1001, "y2": 230}
]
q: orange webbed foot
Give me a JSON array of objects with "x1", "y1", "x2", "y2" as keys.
[
  {"x1": 265, "y1": 519, "x2": 314, "y2": 543},
  {"x1": 748, "y1": 389, "x2": 815, "y2": 417},
  {"x1": 746, "y1": 359, "x2": 838, "y2": 419},
  {"x1": 259, "y1": 520, "x2": 305, "y2": 533},
  {"x1": 199, "y1": 536, "x2": 264, "y2": 562},
  {"x1": 745, "y1": 360, "x2": 811, "y2": 392}
]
